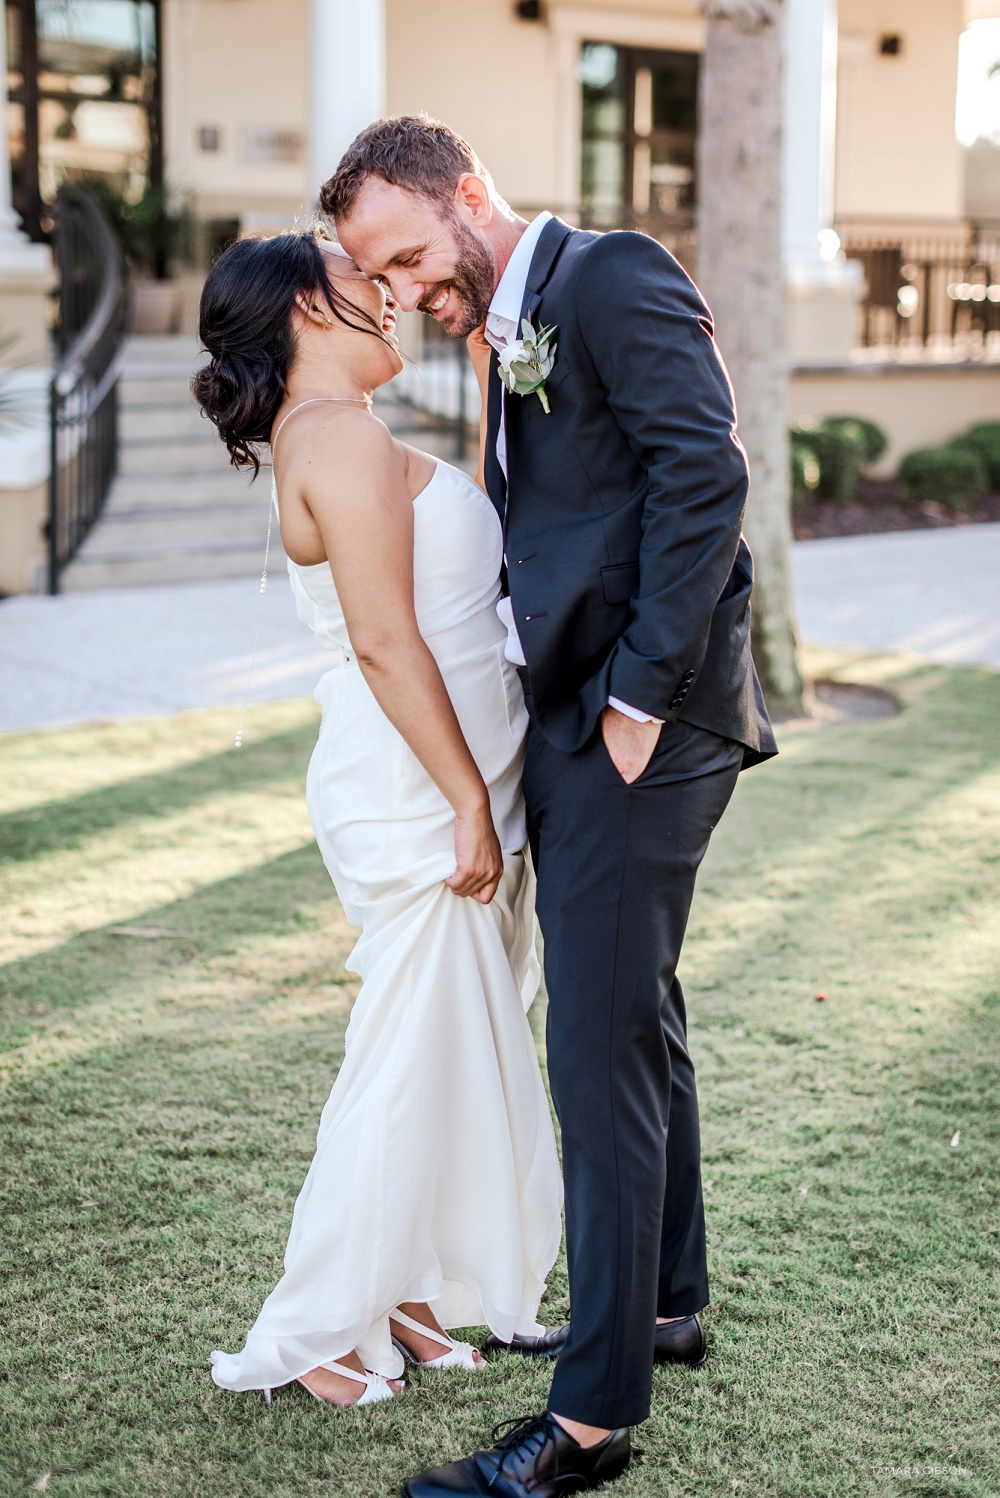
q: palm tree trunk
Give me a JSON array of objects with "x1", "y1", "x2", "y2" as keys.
[{"x1": 696, "y1": 0, "x2": 805, "y2": 716}]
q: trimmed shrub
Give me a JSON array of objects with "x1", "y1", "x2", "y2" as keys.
[
  {"x1": 821, "y1": 415, "x2": 888, "y2": 466},
  {"x1": 951, "y1": 421, "x2": 1000, "y2": 490},
  {"x1": 789, "y1": 415, "x2": 888, "y2": 503},
  {"x1": 897, "y1": 444, "x2": 988, "y2": 512}
]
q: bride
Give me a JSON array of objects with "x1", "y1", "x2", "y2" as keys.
[{"x1": 192, "y1": 230, "x2": 562, "y2": 1409}]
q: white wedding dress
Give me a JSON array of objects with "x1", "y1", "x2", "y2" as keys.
[{"x1": 210, "y1": 455, "x2": 562, "y2": 1392}]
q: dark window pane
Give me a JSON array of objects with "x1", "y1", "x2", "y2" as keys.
[
  {"x1": 580, "y1": 42, "x2": 625, "y2": 224},
  {"x1": 651, "y1": 58, "x2": 698, "y2": 135},
  {"x1": 580, "y1": 41, "x2": 624, "y2": 137}
]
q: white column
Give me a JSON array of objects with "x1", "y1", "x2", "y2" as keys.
[
  {"x1": 309, "y1": 0, "x2": 386, "y2": 208},
  {"x1": 782, "y1": 0, "x2": 862, "y2": 361},
  {"x1": 783, "y1": 0, "x2": 840, "y2": 276}
]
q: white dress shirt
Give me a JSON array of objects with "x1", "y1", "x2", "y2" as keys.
[{"x1": 483, "y1": 213, "x2": 659, "y2": 725}]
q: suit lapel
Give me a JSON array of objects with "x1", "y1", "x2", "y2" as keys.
[
  {"x1": 503, "y1": 218, "x2": 573, "y2": 510},
  {"x1": 483, "y1": 218, "x2": 574, "y2": 533},
  {"x1": 518, "y1": 216, "x2": 573, "y2": 330}
]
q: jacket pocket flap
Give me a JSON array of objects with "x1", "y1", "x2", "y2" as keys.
[
  {"x1": 601, "y1": 561, "x2": 640, "y2": 605},
  {"x1": 546, "y1": 358, "x2": 571, "y2": 392}
]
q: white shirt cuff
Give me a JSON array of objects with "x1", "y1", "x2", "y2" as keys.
[{"x1": 608, "y1": 696, "x2": 664, "y2": 725}]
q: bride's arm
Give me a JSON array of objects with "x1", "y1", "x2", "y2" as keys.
[
  {"x1": 301, "y1": 412, "x2": 503, "y2": 905},
  {"x1": 466, "y1": 325, "x2": 492, "y2": 492}
]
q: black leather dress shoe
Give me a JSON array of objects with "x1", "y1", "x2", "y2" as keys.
[
  {"x1": 483, "y1": 1325, "x2": 569, "y2": 1359},
  {"x1": 485, "y1": 1314, "x2": 706, "y2": 1368},
  {"x1": 654, "y1": 1314, "x2": 706, "y2": 1367},
  {"x1": 401, "y1": 1412, "x2": 631, "y2": 1498}
]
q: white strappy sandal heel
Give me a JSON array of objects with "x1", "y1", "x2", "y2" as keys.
[
  {"x1": 262, "y1": 1361, "x2": 398, "y2": 1409},
  {"x1": 389, "y1": 1307, "x2": 484, "y2": 1371}
]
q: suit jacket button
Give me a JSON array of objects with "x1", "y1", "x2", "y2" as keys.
[{"x1": 670, "y1": 697, "x2": 684, "y2": 709}]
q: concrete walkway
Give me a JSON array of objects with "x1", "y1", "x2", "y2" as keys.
[
  {"x1": 1, "y1": 524, "x2": 997, "y2": 735},
  {"x1": 0, "y1": 575, "x2": 328, "y2": 732},
  {"x1": 791, "y1": 522, "x2": 1000, "y2": 671}
]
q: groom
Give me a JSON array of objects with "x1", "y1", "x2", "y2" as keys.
[{"x1": 326, "y1": 116, "x2": 776, "y2": 1496}]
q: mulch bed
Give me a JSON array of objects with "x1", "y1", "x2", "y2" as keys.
[{"x1": 793, "y1": 480, "x2": 1000, "y2": 540}]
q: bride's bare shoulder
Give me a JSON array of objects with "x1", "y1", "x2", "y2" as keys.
[{"x1": 286, "y1": 406, "x2": 407, "y2": 489}]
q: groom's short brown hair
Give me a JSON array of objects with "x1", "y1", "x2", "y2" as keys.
[{"x1": 320, "y1": 114, "x2": 489, "y2": 222}]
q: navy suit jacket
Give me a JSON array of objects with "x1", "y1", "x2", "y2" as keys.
[{"x1": 484, "y1": 217, "x2": 777, "y2": 767}]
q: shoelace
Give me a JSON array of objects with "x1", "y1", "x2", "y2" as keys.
[{"x1": 489, "y1": 1413, "x2": 554, "y2": 1488}]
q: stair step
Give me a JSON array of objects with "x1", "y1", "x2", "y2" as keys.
[
  {"x1": 119, "y1": 379, "x2": 201, "y2": 408},
  {"x1": 59, "y1": 549, "x2": 277, "y2": 590},
  {"x1": 70, "y1": 533, "x2": 282, "y2": 562},
  {"x1": 99, "y1": 500, "x2": 260, "y2": 520},
  {"x1": 106, "y1": 472, "x2": 257, "y2": 505},
  {"x1": 77, "y1": 510, "x2": 274, "y2": 550},
  {"x1": 120, "y1": 405, "x2": 217, "y2": 442},
  {"x1": 122, "y1": 334, "x2": 205, "y2": 375},
  {"x1": 118, "y1": 441, "x2": 237, "y2": 475}
]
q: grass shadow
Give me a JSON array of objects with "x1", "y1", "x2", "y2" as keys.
[
  {"x1": 0, "y1": 723, "x2": 318, "y2": 866},
  {"x1": 0, "y1": 842, "x2": 336, "y2": 1040}
]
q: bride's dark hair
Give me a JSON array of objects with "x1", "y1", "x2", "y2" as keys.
[{"x1": 192, "y1": 230, "x2": 387, "y2": 477}]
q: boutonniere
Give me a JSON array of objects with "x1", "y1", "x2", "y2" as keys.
[{"x1": 497, "y1": 317, "x2": 558, "y2": 414}]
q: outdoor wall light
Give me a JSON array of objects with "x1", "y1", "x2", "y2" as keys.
[
  {"x1": 878, "y1": 34, "x2": 903, "y2": 57},
  {"x1": 515, "y1": 0, "x2": 545, "y2": 20}
]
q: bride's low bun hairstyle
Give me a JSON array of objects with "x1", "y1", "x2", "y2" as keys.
[{"x1": 192, "y1": 231, "x2": 385, "y2": 477}]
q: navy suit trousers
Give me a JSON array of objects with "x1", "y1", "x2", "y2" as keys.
[{"x1": 522, "y1": 707, "x2": 742, "y2": 1429}]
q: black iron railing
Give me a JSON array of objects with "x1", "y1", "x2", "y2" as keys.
[
  {"x1": 839, "y1": 219, "x2": 1000, "y2": 357},
  {"x1": 48, "y1": 186, "x2": 129, "y2": 593}
]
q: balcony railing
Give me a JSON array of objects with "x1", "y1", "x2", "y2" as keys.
[{"x1": 838, "y1": 218, "x2": 1000, "y2": 361}]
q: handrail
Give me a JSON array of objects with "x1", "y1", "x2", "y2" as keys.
[{"x1": 48, "y1": 186, "x2": 129, "y2": 593}]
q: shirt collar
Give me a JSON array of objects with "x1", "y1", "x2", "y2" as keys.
[{"x1": 487, "y1": 211, "x2": 554, "y2": 338}]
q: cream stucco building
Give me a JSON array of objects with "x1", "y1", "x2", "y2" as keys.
[
  {"x1": 162, "y1": 0, "x2": 969, "y2": 242},
  {"x1": 0, "y1": 0, "x2": 998, "y2": 594},
  {"x1": 147, "y1": 0, "x2": 999, "y2": 464}
]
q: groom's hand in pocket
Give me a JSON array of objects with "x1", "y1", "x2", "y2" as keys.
[{"x1": 602, "y1": 706, "x2": 662, "y2": 785}]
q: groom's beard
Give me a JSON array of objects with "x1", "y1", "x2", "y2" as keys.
[{"x1": 419, "y1": 216, "x2": 497, "y2": 338}]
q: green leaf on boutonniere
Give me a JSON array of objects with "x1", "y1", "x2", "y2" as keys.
[{"x1": 498, "y1": 315, "x2": 558, "y2": 413}]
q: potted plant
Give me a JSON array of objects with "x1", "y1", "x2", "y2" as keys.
[{"x1": 85, "y1": 178, "x2": 196, "y2": 335}]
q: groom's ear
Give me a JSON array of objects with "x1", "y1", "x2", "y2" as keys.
[{"x1": 454, "y1": 174, "x2": 493, "y2": 228}]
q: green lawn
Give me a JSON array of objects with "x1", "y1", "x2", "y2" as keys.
[{"x1": 1, "y1": 649, "x2": 998, "y2": 1498}]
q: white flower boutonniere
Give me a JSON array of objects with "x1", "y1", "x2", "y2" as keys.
[{"x1": 497, "y1": 317, "x2": 558, "y2": 414}]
